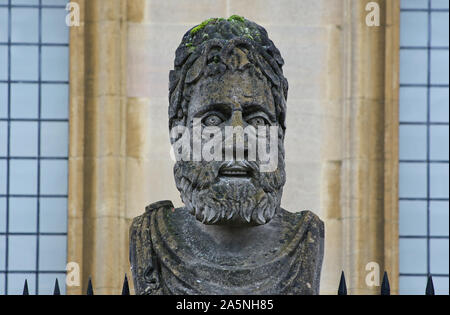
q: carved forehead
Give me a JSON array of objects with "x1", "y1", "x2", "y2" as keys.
[
  {"x1": 189, "y1": 70, "x2": 275, "y2": 113},
  {"x1": 168, "y1": 17, "x2": 288, "y2": 131}
]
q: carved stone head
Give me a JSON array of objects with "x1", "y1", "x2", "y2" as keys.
[{"x1": 169, "y1": 16, "x2": 289, "y2": 226}]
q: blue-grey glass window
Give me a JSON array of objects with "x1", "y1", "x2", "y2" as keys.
[
  {"x1": 0, "y1": 0, "x2": 69, "y2": 295},
  {"x1": 399, "y1": 0, "x2": 449, "y2": 295}
]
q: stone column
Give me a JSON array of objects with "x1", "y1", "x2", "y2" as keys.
[
  {"x1": 338, "y1": 0, "x2": 400, "y2": 294},
  {"x1": 68, "y1": 0, "x2": 128, "y2": 295}
]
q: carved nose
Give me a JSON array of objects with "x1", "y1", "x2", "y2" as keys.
[
  {"x1": 231, "y1": 110, "x2": 244, "y2": 128},
  {"x1": 224, "y1": 110, "x2": 249, "y2": 160}
]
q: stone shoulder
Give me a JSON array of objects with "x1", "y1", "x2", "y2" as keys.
[
  {"x1": 129, "y1": 200, "x2": 175, "y2": 295},
  {"x1": 280, "y1": 208, "x2": 324, "y2": 239}
]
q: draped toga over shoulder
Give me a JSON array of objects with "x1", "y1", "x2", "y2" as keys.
[{"x1": 130, "y1": 200, "x2": 324, "y2": 295}]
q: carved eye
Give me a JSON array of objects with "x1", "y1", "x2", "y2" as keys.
[
  {"x1": 248, "y1": 117, "x2": 268, "y2": 127},
  {"x1": 203, "y1": 114, "x2": 223, "y2": 126}
]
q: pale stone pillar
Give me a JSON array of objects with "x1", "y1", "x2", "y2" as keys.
[
  {"x1": 68, "y1": 0, "x2": 128, "y2": 295},
  {"x1": 68, "y1": 0, "x2": 399, "y2": 295},
  {"x1": 337, "y1": 0, "x2": 400, "y2": 294}
]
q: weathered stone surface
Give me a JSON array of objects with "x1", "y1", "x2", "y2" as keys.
[
  {"x1": 129, "y1": 16, "x2": 324, "y2": 295},
  {"x1": 130, "y1": 201, "x2": 324, "y2": 294}
]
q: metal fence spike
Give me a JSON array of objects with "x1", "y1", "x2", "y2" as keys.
[
  {"x1": 338, "y1": 271, "x2": 347, "y2": 295},
  {"x1": 122, "y1": 274, "x2": 130, "y2": 295},
  {"x1": 380, "y1": 271, "x2": 390, "y2": 295},
  {"x1": 53, "y1": 278, "x2": 61, "y2": 295},
  {"x1": 426, "y1": 275, "x2": 435, "y2": 295},
  {"x1": 22, "y1": 279, "x2": 29, "y2": 295},
  {"x1": 87, "y1": 277, "x2": 94, "y2": 295}
]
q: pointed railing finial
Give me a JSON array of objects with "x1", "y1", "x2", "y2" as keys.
[
  {"x1": 53, "y1": 278, "x2": 61, "y2": 295},
  {"x1": 380, "y1": 271, "x2": 390, "y2": 295},
  {"x1": 338, "y1": 271, "x2": 347, "y2": 295},
  {"x1": 87, "y1": 277, "x2": 94, "y2": 295},
  {"x1": 23, "y1": 279, "x2": 29, "y2": 295},
  {"x1": 122, "y1": 274, "x2": 130, "y2": 295},
  {"x1": 426, "y1": 275, "x2": 435, "y2": 295}
]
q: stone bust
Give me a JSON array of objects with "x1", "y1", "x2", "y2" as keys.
[{"x1": 130, "y1": 16, "x2": 324, "y2": 295}]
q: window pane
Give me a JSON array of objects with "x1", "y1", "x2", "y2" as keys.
[
  {"x1": 38, "y1": 235, "x2": 66, "y2": 271},
  {"x1": 12, "y1": 0, "x2": 39, "y2": 4},
  {"x1": 38, "y1": 273, "x2": 66, "y2": 295},
  {"x1": 2, "y1": 0, "x2": 70, "y2": 295},
  {"x1": 9, "y1": 197, "x2": 37, "y2": 233},
  {"x1": 431, "y1": 50, "x2": 449, "y2": 85},
  {"x1": 400, "y1": 50, "x2": 428, "y2": 84},
  {"x1": 430, "y1": 239, "x2": 449, "y2": 274},
  {"x1": 0, "y1": 274, "x2": 4, "y2": 295},
  {"x1": 40, "y1": 160, "x2": 67, "y2": 195},
  {"x1": 10, "y1": 121, "x2": 38, "y2": 157},
  {"x1": 42, "y1": 0, "x2": 68, "y2": 4},
  {"x1": 430, "y1": 125, "x2": 449, "y2": 160},
  {"x1": 433, "y1": 276, "x2": 450, "y2": 295},
  {"x1": 399, "y1": 87, "x2": 427, "y2": 122},
  {"x1": 0, "y1": 160, "x2": 6, "y2": 195},
  {"x1": 11, "y1": 83, "x2": 39, "y2": 119},
  {"x1": 0, "y1": 83, "x2": 7, "y2": 118},
  {"x1": 6, "y1": 273, "x2": 36, "y2": 295},
  {"x1": 0, "y1": 235, "x2": 5, "y2": 270},
  {"x1": 399, "y1": 276, "x2": 428, "y2": 295},
  {"x1": 39, "y1": 197, "x2": 67, "y2": 233},
  {"x1": 11, "y1": 8, "x2": 39, "y2": 43},
  {"x1": 432, "y1": 0, "x2": 450, "y2": 9},
  {"x1": 400, "y1": 12, "x2": 428, "y2": 46},
  {"x1": 0, "y1": 46, "x2": 7, "y2": 80},
  {"x1": 430, "y1": 163, "x2": 449, "y2": 199},
  {"x1": 42, "y1": 8, "x2": 69, "y2": 43},
  {"x1": 430, "y1": 87, "x2": 449, "y2": 123},
  {"x1": 41, "y1": 46, "x2": 68, "y2": 81},
  {"x1": 41, "y1": 84, "x2": 68, "y2": 119},
  {"x1": 399, "y1": 163, "x2": 427, "y2": 198},
  {"x1": 0, "y1": 8, "x2": 7, "y2": 43},
  {"x1": 11, "y1": 46, "x2": 38, "y2": 81},
  {"x1": 400, "y1": 0, "x2": 428, "y2": 9},
  {"x1": 399, "y1": 238, "x2": 427, "y2": 273},
  {"x1": 0, "y1": 197, "x2": 5, "y2": 233},
  {"x1": 8, "y1": 235, "x2": 36, "y2": 270},
  {"x1": 399, "y1": 125, "x2": 427, "y2": 160},
  {"x1": 9, "y1": 159, "x2": 37, "y2": 195},
  {"x1": 431, "y1": 12, "x2": 449, "y2": 47},
  {"x1": 399, "y1": 201, "x2": 427, "y2": 236},
  {"x1": 0, "y1": 121, "x2": 6, "y2": 156},
  {"x1": 40, "y1": 121, "x2": 68, "y2": 157},
  {"x1": 430, "y1": 201, "x2": 449, "y2": 236}
]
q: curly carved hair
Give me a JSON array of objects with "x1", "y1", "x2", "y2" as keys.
[{"x1": 168, "y1": 16, "x2": 289, "y2": 133}]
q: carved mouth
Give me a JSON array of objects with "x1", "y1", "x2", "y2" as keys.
[{"x1": 219, "y1": 165, "x2": 252, "y2": 178}]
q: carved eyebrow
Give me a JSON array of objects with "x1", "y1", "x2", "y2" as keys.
[
  {"x1": 241, "y1": 103, "x2": 276, "y2": 122},
  {"x1": 192, "y1": 103, "x2": 232, "y2": 118}
]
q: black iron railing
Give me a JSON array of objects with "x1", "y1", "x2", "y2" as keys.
[
  {"x1": 18, "y1": 272, "x2": 436, "y2": 295},
  {"x1": 337, "y1": 271, "x2": 436, "y2": 295}
]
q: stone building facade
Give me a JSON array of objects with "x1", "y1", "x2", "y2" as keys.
[{"x1": 67, "y1": 0, "x2": 400, "y2": 295}]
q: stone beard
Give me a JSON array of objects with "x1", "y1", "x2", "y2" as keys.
[
  {"x1": 173, "y1": 135, "x2": 286, "y2": 226},
  {"x1": 130, "y1": 16, "x2": 324, "y2": 295}
]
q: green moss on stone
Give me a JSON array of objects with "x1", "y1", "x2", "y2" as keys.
[
  {"x1": 227, "y1": 14, "x2": 245, "y2": 23},
  {"x1": 190, "y1": 18, "x2": 217, "y2": 35}
]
